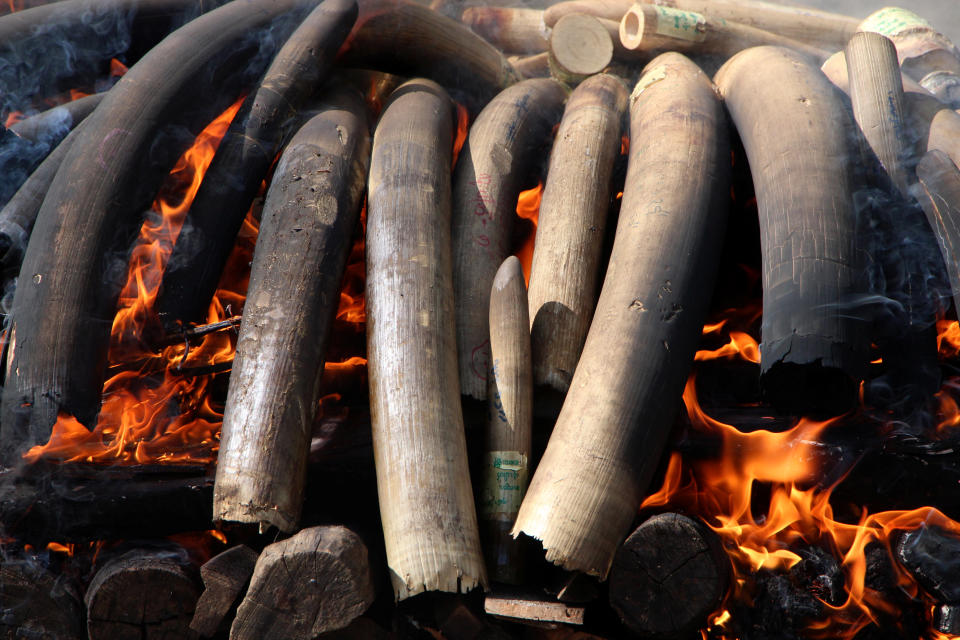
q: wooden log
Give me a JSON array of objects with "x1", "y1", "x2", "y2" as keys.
[
  {"x1": 548, "y1": 14, "x2": 614, "y2": 85},
  {"x1": 608, "y1": 513, "x2": 729, "y2": 638},
  {"x1": 915, "y1": 150, "x2": 960, "y2": 316},
  {"x1": 214, "y1": 87, "x2": 370, "y2": 533},
  {"x1": 845, "y1": 32, "x2": 912, "y2": 196},
  {"x1": 619, "y1": 4, "x2": 829, "y2": 62},
  {"x1": 714, "y1": 46, "x2": 868, "y2": 415},
  {"x1": 461, "y1": 6, "x2": 549, "y2": 54},
  {"x1": 0, "y1": 120, "x2": 81, "y2": 269},
  {"x1": 341, "y1": 0, "x2": 520, "y2": 115},
  {"x1": 484, "y1": 594, "x2": 586, "y2": 626},
  {"x1": 481, "y1": 256, "x2": 533, "y2": 584},
  {"x1": 368, "y1": 78, "x2": 487, "y2": 598},
  {"x1": 513, "y1": 53, "x2": 730, "y2": 578},
  {"x1": 543, "y1": 0, "x2": 632, "y2": 28},
  {"x1": 0, "y1": 0, "x2": 313, "y2": 464},
  {"x1": 452, "y1": 78, "x2": 567, "y2": 400},
  {"x1": 86, "y1": 548, "x2": 201, "y2": 640},
  {"x1": 858, "y1": 7, "x2": 960, "y2": 81},
  {"x1": 230, "y1": 526, "x2": 374, "y2": 640},
  {"x1": 0, "y1": 466, "x2": 214, "y2": 543},
  {"x1": 8, "y1": 92, "x2": 103, "y2": 142},
  {"x1": 528, "y1": 73, "x2": 626, "y2": 393},
  {"x1": 190, "y1": 545, "x2": 259, "y2": 638},
  {"x1": 156, "y1": 0, "x2": 358, "y2": 328},
  {"x1": 633, "y1": 0, "x2": 858, "y2": 50},
  {"x1": 0, "y1": 558, "x2": 84, "y2": 640},
  {"x1": 920, "y1": 70, "x2": 960, "y2": 109}
]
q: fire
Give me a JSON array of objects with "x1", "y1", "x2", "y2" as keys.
[
  {"x1": 514, "y1": 182, "x2": 542, "y2": 284},
  {"x1": 695, "y1": 305, "x2": 762, "y2": 364},
  {"x1": 24, "y1": 97, "x2": 247, "y2": 465},
  {"x1": 452, "y1": 102, "x2": 469, "y2": 169},
  {"x1": 937, "y1": 319, "x2": 960, "y2": 358}
]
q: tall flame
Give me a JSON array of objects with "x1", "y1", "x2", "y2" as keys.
[{"x1": 514, "y1": 183, "x2": 542, "y2": 284}]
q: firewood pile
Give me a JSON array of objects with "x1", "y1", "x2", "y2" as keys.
[{"x1": 1, "y1": 0, "x2": 960, "y2": 638}]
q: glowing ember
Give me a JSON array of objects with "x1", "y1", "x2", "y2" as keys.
[
  {"x1": 452, "y1": 102, "x2": 469, "y2": 168},
  {"x1": 938, "y1": 319, "x2": 960, "y2": 358},
  {"x1": 514, "y1": 182, "x2": 542, "y2": 284}
]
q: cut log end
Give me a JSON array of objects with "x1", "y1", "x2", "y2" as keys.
[
  {"x1": 190, "y1": 545, "x2": 259, "y2": 638},
  {"x1": 549, "y1": 14, "x2": 614, "y2": 85},
  {"x1": 609, "y1": 513, "x2": 730, "y2": 638}
]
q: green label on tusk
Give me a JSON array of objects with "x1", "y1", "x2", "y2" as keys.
[
  {"x1": 653, "y1": 6, "x2": 707, "y2": 43},
  {"x1": 479, "y1": 451, "x2": 529, "y2": 518},
  {"x1": 859, "y1": 7, "x2": 932, "y2": 37}
]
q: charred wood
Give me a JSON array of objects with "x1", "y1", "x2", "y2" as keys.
[
  {"x1": 0, "y1": 558, "x2": 84, "y2": 640},
  {"x1": 715, "y1": 47, "x2": 869, "y2": 416},
  {"x1": 513, "y1": 53, "x2": 729, "y2": 578},
  {"x1": 608, "y1": 513, "x2": 728, "y2": 638},
  {"x1": 85, "y1": 547, "x2": 201, "y2": 640},
  {"x1": 342, "y1": 0, "x2": 520, "y2": 115},
  {"x1": 453, "y1": 78, "x2": 566, "y2": 400},
  {"x1": 230, "y1": 526, "x2": 374, "y2": 640},
  {"x1": 156, "y1": 0, "x2": 358, "y2": 327},
  {"x1": 528, "y1": 73, "x2": 626, "y2": 393},
  {"x1": 896, "y1": 524, "x2": 960, "y2": 602},
  {"x1": 190, "y1": 545, "x2": 258, "y2": 638},
  {"x1": 214, "y1": 86, "x2": 370, "y2": 533},
  {"x1": 0, "y1": 0, "x2": 316, "y2": 465},
  {"x1": 367, "y1": 79, "x2": 486, "y2": 598}
]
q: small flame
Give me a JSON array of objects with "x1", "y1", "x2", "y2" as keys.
[
  {"x1": 46, "y1": 542, "x2": 73, "y2": 555},
  {"x1": 937, "y1": 319, "x2": 960, "y2": 358},
  {"x1": 110, "y1": 58, "x2": 129, "y2": 78},
  {"x1": 620, "y1": 134, "x2": 629, "y2": 155},
  {"x1": 4, "y1": 110, "x2": 23, "y2": 127},
  {"x1": 695, "y1": 305, "x2": 762, "y2": 364},
  {"x1": 452, "y1": 103, "x2": 469, "y2": 169},
  {"x1": 514, "y1": 183, "x2": 542, "y2": 285}
]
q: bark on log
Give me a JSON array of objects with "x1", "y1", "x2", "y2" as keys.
[
  {"x1": 0, "y1": 0, "x2": 222, "y2": 115},
  {"x1": 634, "y1": 0, "x2": 857, "y2": 50},
  {"x1": 513, "y1": 53, "x2": 729, "y2": 578},
  {"x1": 452, "y1": 78, "x2": 567, "y2": 400},
  {"x1": 190, "y1": 545, "x2": 259, "y2": 638},
  {"x1": 341, "y1": 0, "x2": 520, "y2": 115},
  {"x1": 156, "y1": 0, "x2": 358, "y2": 328},
  {"x1": 608, "y1": 513, "x2": 729, "y2": 638},
  {"x1": 0, "y1": 120, "x2": 82, "y2": 269},
  {"x1": 461, "y1": 6, "x2": 549, "y2": 54},
  {"x1": 230, "y1": 526, "x2": 374, "y2": 640},
  {"x1": 858, "y1": 7, "x2": 960, "y2": 81},
  {"x1": 619, "y1": 4, "x2": 829, "y2": 62},
  {"x1": 85, "y1": 548, "x2": 201, "y2": 640},
  {"x1": 367, "y1": 78, "x2": 487, "y2": 598},
  {"x1": 0, "y1": 0, "x2": 315, "y2": 465},
  {"x1": 214, "y1": 87, "x2": 370, "y2": 533},
  {"x1": 481, "y1": 256, "x2": 533, "y2": 584},
  {"x1": 915, "y1": 151, "x2": 960, "y2": 316},
  {"x1": 0, "y1": 559, "x2": 84, "y2": 640},
  {"x1": 8, "y1": 92, "x2": 103, "y2": 142},
  {"x1": 548, "y1": 14, "x2": 614, "y2": 86},
  {"x1": 845, "y1": 32, "x2": 911, "y2": 197},
  {"x1": 714, "y1": 46, "x2": 869, "y2": 415},
  {"x1": 528, "y1": 73, "x2": 626, "y2": 393}
]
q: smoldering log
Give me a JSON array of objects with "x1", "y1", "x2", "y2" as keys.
[
  {"x1": 214, "y1": 87, "x2": 370, "y2": 533},
  {"x1": 0, "y1": 0, "x2": 223, "y2": 116},
  {"x1": 230, "y1": 526, "x2": 375, "y2": 640},
  {"x1": 341, "y1": 0, "x2": 520, "y2": 115},
  {"x1": 632, "y1": 0, "x2": 858, "y2": 50},
  {"x1": 8, "y1": 92, "x2": 103, "y2": 142},
  {"x1": 857, "y1": 7, "x2": 960, "y2": 82},
  {"x1": 714, "y1": 47, "x2": 869, "y2": 416},
  {"x1": 0, "y1": 0, "x2": 316, "y2": 465},
  {"x1": 190, "y1": 545, "x2": 259, "y2": 638},
  {"x1": 461, "y1": 6, "x2": 549, "y2": 55},
  {"x1": 547, "y1": 14, "x2": 615, "y2": 86},
  {"x1": 85, "y1": 548, "x2": 201, "y2": 640},
  {"x1": 367, "y1": 78, "x2": 486, "y2": 598},
  {"x1": 156, "y1": 0, "x2": 358, "y2": 328},
  {"x1": 452, "y1": 78, "x2": 566, "y2": 400},
  {"x1": 0, "y1": 558, "x2": 84, "y2": 640},
  {"x1": 608, "y1": 513, "x2": 729, "y2": 638},
  {"x1": 915, "y1": 151, "x2": 960, "y2": 316},
  {"x1": 896, "y1": 524, "x2": 960, "y2": 603},
  {"x1": 528, "y1": 73, "x2": 625, "y2": 393},
  {"x1": 618, "y1": 4, "x2": 829, "y2": 63},
  {"x1": 513, "y1": 53, "x2": 730, "y2": 578},
  {"x1": 0, "y1": 466, "x2": 213, "y2": 543},
  {"x1": 481, "y1": 256, "x2": 533, "y2": 584}
]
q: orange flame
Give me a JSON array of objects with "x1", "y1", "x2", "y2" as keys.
[
  {"x1": 644, "y1": 362, "x2": 960, "y2": 639},
  {"x1": 514, "y1": 183, "x2": 542, "y2": 285},
  {"x1": 938, "y1": 319, "x2": 960, "y2": 358},
  {"x1": 695, "y1": 305, "x2": 762, "y2": 364},
  {"x1": 4, "y1": 110, "x2": 23, "y2": 128},
  {"x1": 110, "y1": 58, "x2": 129, "y2": 78},
  {"x1": 24, "y1": 97, "x2": 247, "y2": 465},
  {"x1": 452, "y1": 103, "x2": 469, "y2": 169}
]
